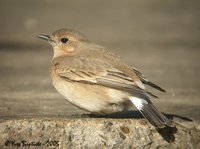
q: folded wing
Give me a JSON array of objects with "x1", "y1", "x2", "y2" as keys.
[{"x1": 53, "y1": 56, "x2": 145, "y2": 93}]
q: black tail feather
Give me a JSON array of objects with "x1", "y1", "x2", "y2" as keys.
[{"x1": 140, "y1": 103, "x2": 173, "y2": 128}]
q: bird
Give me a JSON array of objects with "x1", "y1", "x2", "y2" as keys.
[{"x1": 37, "y1": 28, "x2": 173, "y2": 128}]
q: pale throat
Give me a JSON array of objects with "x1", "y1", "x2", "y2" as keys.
[{"x1": 52, "y1": 46, "x2": 74, "y2": 58}]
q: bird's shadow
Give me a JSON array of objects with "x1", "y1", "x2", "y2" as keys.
[{"x1": 83, "y1": 111, "x2": 193, "y2": 143}]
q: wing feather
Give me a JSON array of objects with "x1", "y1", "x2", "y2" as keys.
[
  {"x1": 133, "y1": 67, "x2": 166, "y2": 92},
  {"x1": 53, "y1": 56, "x2": 144, "y2": 92}
]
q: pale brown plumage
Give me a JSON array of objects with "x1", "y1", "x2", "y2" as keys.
[
  {"x1": 52, "y1": 48, "x2": 145, "y2": 92},
  {"x1": 37, "y1": 28, "x2": 173, "y2": 128}
]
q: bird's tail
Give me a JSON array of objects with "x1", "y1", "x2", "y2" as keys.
[{"x1": 130, "y1": 97, "x2": 173, "y2": 128}]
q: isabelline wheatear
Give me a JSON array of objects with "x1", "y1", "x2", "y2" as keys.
[{"x1": 38, "y1": 28, "x2": 173, "y2": 128}]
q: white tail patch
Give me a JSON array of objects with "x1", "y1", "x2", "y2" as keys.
[{"x1": 129, "y1": 97, "x2": 147, "y2": 110}]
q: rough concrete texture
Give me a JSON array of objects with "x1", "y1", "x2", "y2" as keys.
[
  {"x1": 0, "y1": 0, "x2": 200, "y2": 148},
  {"x1": 0, "y1": 118, "x2": 199, "y2": 149},
  {"x1": 0, "y1": 0, "x2": 200, "y2": 120}
]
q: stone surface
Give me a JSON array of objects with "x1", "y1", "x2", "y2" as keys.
[
  {"x1": 0, "y1": 0, "x2": 200, "y2": 120},
  {"x1": 0, "y1": 118, "x2": 199, "y2": 149}
]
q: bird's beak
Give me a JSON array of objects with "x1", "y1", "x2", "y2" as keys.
[
  {"x1": 37, "y1": 34, "x2": 51, "y2": 41},
  {"x1": 37, "y1": 34, "x2": 55, "y2": 44}
]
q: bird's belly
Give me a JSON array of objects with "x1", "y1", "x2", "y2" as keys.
[{"x1": 51, "y1": 75, "x2": 131, "y2": 114}]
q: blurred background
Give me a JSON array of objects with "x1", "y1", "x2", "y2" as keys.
[{"x1": 0, "y1": 0, "x2": 199, "y2": 120}]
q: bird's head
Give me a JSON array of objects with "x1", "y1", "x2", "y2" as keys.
[{"x1": 37, "y1": 28, "x2": 88, "y2": 57}]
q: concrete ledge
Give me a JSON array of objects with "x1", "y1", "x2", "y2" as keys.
[{"x1": 0, "y1": 118, "x2": 199, "y2": 149}]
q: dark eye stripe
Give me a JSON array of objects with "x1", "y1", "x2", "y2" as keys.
[{"x1": 61, "y1": 38, "x2": 69, "y2": 43}]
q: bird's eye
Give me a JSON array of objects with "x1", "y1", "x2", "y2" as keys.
[{"x1": 61, "y1": 38, "x2": 69, "y2": 43}]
